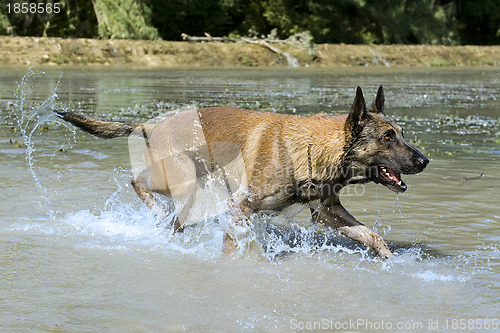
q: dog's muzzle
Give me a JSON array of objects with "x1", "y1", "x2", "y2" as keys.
[
  {"x1": 375, "y1": 154, "x2": 429, "y2": 193},
  {"x1": 377, "y1": 166, "x2": 407, "y2": 193}
]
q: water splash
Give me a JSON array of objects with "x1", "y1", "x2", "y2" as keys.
[
  {"x1": 5, "y1": 160, "x2": 447, "y2": 267},
  {"x1": 394, "y1": 193, "x2": 404, "y2": 218},
  {"x1": 13, "y1": 40, "x2": 64, "y2": 217}
]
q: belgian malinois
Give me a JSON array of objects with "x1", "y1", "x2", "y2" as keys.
[{"x1": 56, "y1": 85, "x2": 428, "y2": 258}]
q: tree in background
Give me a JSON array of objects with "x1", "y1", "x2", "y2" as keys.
[
  {"x1": 250, "y1": 0, "x2": 364, "y2": 43},
  {"x1": 1, "y1": 0, "x2": 97, "y2": 37},
  {"x1": 93, "y1": 0, "x2": 159, "y2": 39},
  {"x1": 50, "y1": 0, "x2": 98, "y2": 37},
  {"x1": 0, "y1": 0, "x2": 158, "y2": 39},
  {"x1": 0, "y1": 2, "x2": 11, "y2": 35},
  {"x1": 451, "y1": 0, "x2": 500, "y2": 45},
  {"x1": 0, "y1": 0, "x2": 498, "y2": 45},
  {"x1": 360, "y1": 0, "x2": 455, "y2": 44},
  {"x1": 240, "y1": 0, "x2": 456, "y2": 44},
  {"x1": 149, "y1": 0, "x2": 237, "y2": 40}
]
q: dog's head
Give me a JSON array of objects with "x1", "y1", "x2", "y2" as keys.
[{"x1": 343, "y1": 85, "x2": 429, "y2": 193}]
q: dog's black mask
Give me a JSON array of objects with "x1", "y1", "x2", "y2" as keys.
[{"x1": 345, "y1": 85, "x2": 429, "y2": 193}]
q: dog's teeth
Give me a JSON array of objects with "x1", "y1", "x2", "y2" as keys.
[{"x1": 397, "y1": 180, "x2": 402, "y2": 186}]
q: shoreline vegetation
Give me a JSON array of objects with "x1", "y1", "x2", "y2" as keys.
[{"x1": 1, "y1": 36, "x2": 499, "y2": 68}]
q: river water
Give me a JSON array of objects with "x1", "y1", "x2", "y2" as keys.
[{"x1": 0, "y1": 66, "x2": 499, "y2": 332}]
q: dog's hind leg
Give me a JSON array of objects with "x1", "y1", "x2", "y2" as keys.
[
  {"x1": 310, "y1": 197, "x2": 393, "y2": 258},
  {"x1": 131, "y1": 174, "x2": 159, "y2": 211},
  {"x1": 135, "y1": 151, "x2": 198, "y2": 231}
]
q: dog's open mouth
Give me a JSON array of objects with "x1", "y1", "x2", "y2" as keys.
[{"x1": 377, "y1": 166, "x2": 407, "y2": 192}]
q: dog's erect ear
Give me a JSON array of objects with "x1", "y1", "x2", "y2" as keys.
[
  {"x1": 369, "y1": 85, "x2": 385, "y2": 114},
  {"x1": 346, "y1": 86, "x2": 367, "y2": 136}
]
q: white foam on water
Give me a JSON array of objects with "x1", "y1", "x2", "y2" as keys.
[
  {"x1": 377, "y1": 248, "x2": 472, "y2": 285},
  {"x1": 258, "y1": 221, "x2": 370, "y2": 261},
  {"x1": 59, "y1": 201, "x2": 226, "y2": 260},
  {"x1": 7, "y1": 198, "x2": 225, "y2": 260},
  {"x1": 412, "y1": 270, "x2": 466, "y2": 282},
  {"x1": 7, "y1": 170, "x2": 474, "y2": 292}
]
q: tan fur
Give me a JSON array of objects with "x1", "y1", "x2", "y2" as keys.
[
  {"x1": 57, "y1": 86, "x2": 429, "y2": 259},
  {"x1": 135, "y1": 107, "x2": 386, "y2": 255},
  {"x1": 196, "y1": 108, "x2": 347, "y2": 196}
]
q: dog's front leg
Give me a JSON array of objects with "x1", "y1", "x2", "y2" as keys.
[
  {"x1": 310, "y1": 198, "x2": 393, "y2": 258},
  {"x1": 223, "y1": 192, "x2": 254, "y2": 255},
  {"x1": 223, "y1": 208, "x2": 251, "y2": 254},
  {"x1": 131, "y1": 175, "x2": 185, "y2": 231}
]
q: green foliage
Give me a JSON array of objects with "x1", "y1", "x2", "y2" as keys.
[
  {"x1": 46, "y1": 0, "x2": 98, "y2": 38},
  {"x1": 0, "y1": 0, "x2": 498, "y2": 44},
  {"x1": 238, "y1": 0, "x2": 363, "y2": 43},
  {"x1": 149, "y1": 0, "x2": 243, "y2": 40},
  {"x1": 361, "y1": 0, "x2": 455, "y2": 44},
  {"x1": 3, "y1": 0, "x2": 53, "y2": 36},
  {"x1": 0, "y1": 2, "x2": 11, "y2": 35},
  {"x1": 1, "y1": 0, "x2": 97, "y2": 38},
  {"x1": 452, "y1": 0, "x2": 500, "y2": 45},
  {"x1": 240, "y1": 0, "x2": 457, "y2": 44},
  {"x1": 94, "y1": 0, "x2": 159, "y2": 40}
]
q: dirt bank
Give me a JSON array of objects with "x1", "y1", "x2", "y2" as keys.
[{"x1": 1, "y1": 36, "x2": 499, "y2": 68}]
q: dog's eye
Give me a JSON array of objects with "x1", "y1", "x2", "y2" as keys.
[{"x1": 383, "y1": 130, "x2": 395, "y2": 141}]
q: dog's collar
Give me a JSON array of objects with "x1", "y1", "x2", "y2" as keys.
[{"x1": 301, "y1": 143, "x2": 319, "y2": 196}]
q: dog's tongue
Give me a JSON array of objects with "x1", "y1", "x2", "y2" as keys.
[
  {"x1": 379, "y1": 166, "x2": 407, "y2": 192},
  {"x1": 386, "y1": 168, "x2": 400, "y2": 182},
  {"x1": 381, "y1": 167, "x2": 407, "y2": 190},
  {"x1": 380, "y1": 166, "x2": 400, "y2": 182}
]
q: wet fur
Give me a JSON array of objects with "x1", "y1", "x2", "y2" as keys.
[
  {"x1": 56, "y1": 86, "x2": 428, "y2": 258},
  {"x1": 56, "y1": 112, "x2": 137, "y2": 138}
]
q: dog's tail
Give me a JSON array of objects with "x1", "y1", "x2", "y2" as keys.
[{"x1": 55, "y1": 111, "x2": 140, "y2": 139}]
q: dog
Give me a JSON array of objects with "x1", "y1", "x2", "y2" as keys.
[{"x1": 56, "y1": 85, "x2": 428, "y2": 258}]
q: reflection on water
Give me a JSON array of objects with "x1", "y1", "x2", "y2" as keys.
[{"x1": 0, "y1": 66, "x2": 499, "y2": 331}]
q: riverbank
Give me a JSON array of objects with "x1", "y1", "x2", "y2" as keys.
[{"x1": 1, "y1": 36, "x2": 499, "y2": 68}]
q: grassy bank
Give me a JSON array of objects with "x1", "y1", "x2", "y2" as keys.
[{"x1": 1, "y1": 36, "x2": 499, "y2": 68}]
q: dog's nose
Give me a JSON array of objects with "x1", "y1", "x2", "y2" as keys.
[
  {"x1": 419, "y1": 156, "x2": 429, "y2": 168},
  {"x1": 411, "y1": 153, "x2": 429, "y2": 172}
]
